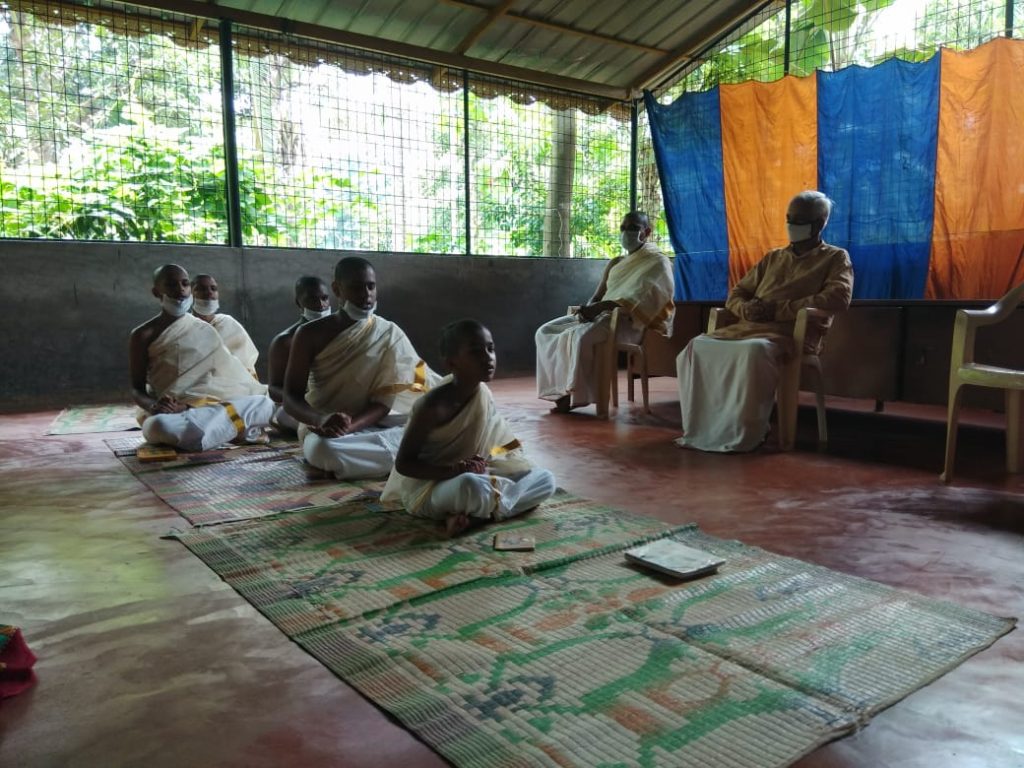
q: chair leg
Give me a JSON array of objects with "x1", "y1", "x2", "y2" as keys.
[
  {"x1": 595, "y1": 342, "x2": 611, "y2": 420},
  {"x1": 776, "y1": 360, "x2": 801, "y2": 451},
  {"x1": 940, "y1": 383, "x2": 964, "y2": 484},
  {"x1": 640, "y1": 350, "x2": 650, "y2": 413},
  {"x1": 610, "y1": 354, "x2": 619, "y2": 411},
  {"x1": 809, "y1": 364, "x2": 827, "y2": 447},
  {"x1": 1007, "y1": 389, "x2": 1023, "y2": 473},
  {"x1": 626, "y1": 352, "x2": 635, "y2": 403}
]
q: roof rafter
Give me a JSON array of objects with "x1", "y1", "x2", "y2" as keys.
[
  {"x1": 440, "y1": 0, "x2": 668, "y2": 55},
  {"x1": 117, "y1": 0, "x2": 632, "y2": 100},
  {"x1": 455, "y1": 0, "x2": 517, "y2": 55}
]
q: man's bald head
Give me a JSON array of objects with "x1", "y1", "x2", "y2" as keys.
[
  {"x1": 153, "y1": 264, "x2": 188, "y2": 287},
  {"x1": 334, "y1": 256, "x2": 374, "y2": 283},
  {"x1": 622, "y1": 211, "x2": 651, "y2": 231}
]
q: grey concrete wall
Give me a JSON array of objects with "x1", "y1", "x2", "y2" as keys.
[{"x1": 0, "y1": 241, "x2": 607, "y2": 411}]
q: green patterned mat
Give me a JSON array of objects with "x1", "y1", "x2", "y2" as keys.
[
  {"x1": 46, "y1": 405, "x2": 140, "y2": 435},
  {"x1": 175, "y1": 490, "x2": 676, "y2": 635},
  {"x1": 174, "y1": 494, "x2": 1015, "y2": 767}
]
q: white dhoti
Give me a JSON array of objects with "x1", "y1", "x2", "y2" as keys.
[
  {"x1": 300, "y1": 420, "x2": 405, "y2": 480},
  {"x1": 414, "y1": 468, "x2": 556, "y2": 522},
  {"x1": 142, "y1": 395, "x2": 275, "y2": 451},
  {"x1": 534, "y1": 313, "x2": 641, "y2": 408},
  {"x1": 675, "y1": 336, "x2": 782, "y2": 453}
]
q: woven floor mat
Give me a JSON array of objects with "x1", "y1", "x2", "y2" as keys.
[
  {"x1": 103, "y1": 435, "x2": 300, "y2": 475},
  {"x1": 174, "y1": 489, "x2": 678, "y2": 635},
  {"x1": 297, "y1": 535, "x2": 1012, "y2": 768},
  {"x1": 174, "y1": 492, "x2": 1014, "y2": 767},
  {"x1": 46, "y1": 405, "x2": 140, "y2": 435},
  {"x1": 136, "y1": 452, "x2": 383, "y2": 526}
]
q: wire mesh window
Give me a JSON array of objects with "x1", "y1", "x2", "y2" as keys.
[
  {"x1": 0, "y1": 1, "x2": 225, "y2": 241},
  {"x1": 467, "y1": 77, "x2": 631, "y2": 258},
  {"x1": 232, "y1": 31, "x2": 465, "y2": 252},
  {"x1": 635, "y1": 107, "x2": 668, "y2": 247}
]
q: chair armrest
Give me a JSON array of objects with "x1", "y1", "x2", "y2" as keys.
[
  {"x1": 793, "y1": 307, "x2": 835, "y2": 357},
  {"x1": 707, "y1": 307, "x2": 738, "y2": 333},
  {"x1": 959, "y1": 280, "x2": 1024, "y2": 328}
]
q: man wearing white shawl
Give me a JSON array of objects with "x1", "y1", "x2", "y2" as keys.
[
  {"x1": 535, "y1": 211, "x2": 675, "y2": 413},
  {"x1": 383, "y1": 320, "x2": 556, "y2": 536},
  {"x1": 283, "y1": 257, "x2": 441, "y2": 479},
  {"x1": 129, "y1": 264, "x2": 274, "y2": 451},
  {"x1": 191, "y1": 273, "x2": 261, "y2": 377}
]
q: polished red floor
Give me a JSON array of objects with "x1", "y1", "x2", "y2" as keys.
[{"x1": 1, "y1": 378, "x2": 1022, "y2": 767}]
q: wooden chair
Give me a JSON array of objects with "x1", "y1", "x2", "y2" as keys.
[
  {"x1": 940, "y1": 280, "x2": 1024, "y2": 483},
  {"x1": 708, "y1": 306, "x2": 832, "y2": 450}
]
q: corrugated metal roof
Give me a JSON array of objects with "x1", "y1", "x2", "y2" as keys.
[{"x1": 125, "y1": 0, "x2": 780, "y2": 99}]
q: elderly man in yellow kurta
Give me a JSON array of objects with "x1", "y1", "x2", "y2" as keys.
[
  {"x1": 535, "y1": 211, "x2": 675, "y2": 413},
  {"x1": 676, "y1": 190, "x2": 854, "y2": 452}
]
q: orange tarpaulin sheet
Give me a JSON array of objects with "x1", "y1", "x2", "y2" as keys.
[
  {"x1": 720, "y1": 75, "x2": 818, "y2": 285},
  {"x1": 928, "y1": 39, "x2": 1024, "y2": 299}
]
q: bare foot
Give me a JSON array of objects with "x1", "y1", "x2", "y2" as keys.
[
  {"x1": 445, "y1": 512, "x2": 471, "y2": 537},
  {"x1": 551, "y1": 395, "x2": 571, "y2": 414}
]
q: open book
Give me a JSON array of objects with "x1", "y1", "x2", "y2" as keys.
[{"x1": 625, "y1": 539, "x2": 725, "y2": 580}]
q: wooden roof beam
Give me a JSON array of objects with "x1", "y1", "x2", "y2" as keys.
[
  {"x1": 455, "y1": 0, "x2": 517, "y2": 55},
  {"x1": 440, "y1": 0, "x2": 668, "y2": 56}
]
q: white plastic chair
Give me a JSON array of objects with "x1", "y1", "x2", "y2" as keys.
[
  {"x1": 708, "y1": 306, "x2": 832, "y2": 450},
  {"x1": 940, "y1": 280, "x2": 1024, "y2": 483}
]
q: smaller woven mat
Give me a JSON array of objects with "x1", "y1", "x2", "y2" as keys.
[
  {"x1": 138, "y1": 453, "x2": 384, "y2": 526},
  {"x1": 103, "y1": 435, "x2": 291, "y2": 474},
  {"x1": 46, "y1": 405, "x2": 140, "y2": 435}
]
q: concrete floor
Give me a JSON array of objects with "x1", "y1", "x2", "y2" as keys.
[{"x1": 1, "y1": 377, "x2": 1022, "y2": 768}]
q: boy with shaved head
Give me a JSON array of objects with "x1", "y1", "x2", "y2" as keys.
[
  {"x1": 129, "y1": 264, "x2": 273, "y2": 451},
  {"x1": 267, "y1": 276, "x2": 332, "y2": 433},
  {"x1": 283, "y1": 257, "x2": 441, "y2": 479},
  {"x1": 190, "y1": 273, "x2": 260, "y2": 377}
]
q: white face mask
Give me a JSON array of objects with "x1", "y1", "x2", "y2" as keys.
[
  {"x1": 342, "y1": 301, "x2": 376, "y2": 321},
  {"x1": 161, "y1": 294, "x2": 193, "y2": 317},
  {"x1": 302, "y1": 307, "x2": 332, "y2": 322},
  {"x1": 193, "y1": 298, "x2": 219, "y2": 316},
  {"x1": 620, "y1": 231, "x2": 645, "y2": 252},
  {"x1": 787, "y1": 223, "x2": 815, "y2": 244}
]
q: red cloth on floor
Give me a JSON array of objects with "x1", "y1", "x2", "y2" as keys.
[{"x1": 0, "y1": 626, "x2": 37, "y2": 699}]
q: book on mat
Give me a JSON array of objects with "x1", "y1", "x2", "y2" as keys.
[
  {"x1": 136, "y1": 444, "x2": 177, "y2": 463},
  {"x1": 493, "y1": 532, "x2": 536, "y2": 551},
  {"x1": 625, "y1": 539, "x2": 725, "y2": 579}
]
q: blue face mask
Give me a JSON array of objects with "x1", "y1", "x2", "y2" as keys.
[{"x1": 161, "y1": 294, "x2": 193, "y2": 317}]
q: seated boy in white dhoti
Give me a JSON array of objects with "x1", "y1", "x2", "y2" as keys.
[
  {"x1": 675, "y1": 190, "x2": 854, "y2": 452},
  {"x1": 129, "y1": 264, "x2": 274, "y2": 451},
  {"x1": 267, "y1": 276, "x2": 331, "y2": 434},
  {"x1": 283, "y1": 257, "x2": 441, "y2": 480},
  {"x1": 535, "y1": 211, "x2": 675, "y2": 413},
  {"x1": 383, "y1": 319, "x2": 556, "y2": 537},
  {"x1": 191, "y1": 273, "x2": 260, "y2": 377}
]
